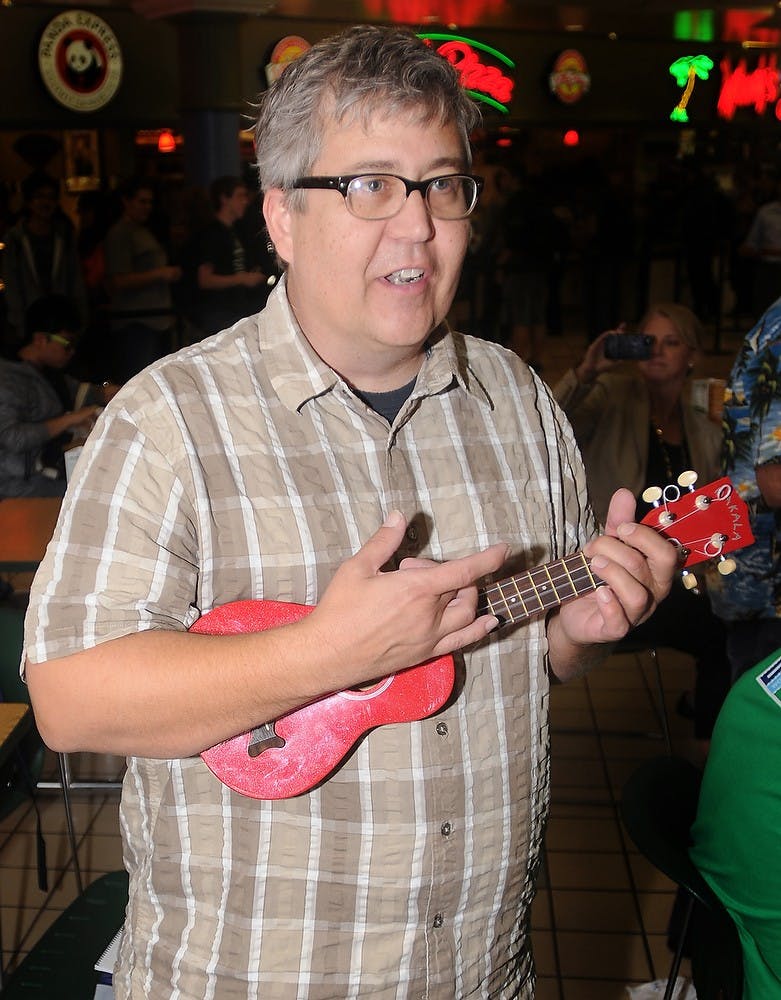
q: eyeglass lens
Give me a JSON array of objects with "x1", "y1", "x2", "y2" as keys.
[
  {"x1": 346, "y1": 175, "x2": 477, "y2": 220},
  {"x1": 49, "y1": 334, "x2": 75, "y2": 350}
]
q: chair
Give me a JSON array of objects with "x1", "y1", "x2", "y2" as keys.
[
  {"x1": 620, "y1": 755, "x2": 743, "y2": 1000},
  {"x1": 613, "y1": 638, "x2": 672, "y2": 754},
  {"x1": 0, "y1": 869, "x2": 128, "y2": 998},
  {"x1": 0, "y1": 607, "x2": 83, "y2": 986},
  {"x1": 0, "y1": 608, "x2": 45, "y2": 824},
  {"x1": 552, "y1": 640, "x2": 673, "y2": 760}
]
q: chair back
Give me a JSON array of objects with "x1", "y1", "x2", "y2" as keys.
[
  {"x1": 621, "y1": 755, "x2": 743, "y2": 999},
  {"x1": 0, "y1": 606, "x2": 45, "y2": 822}
]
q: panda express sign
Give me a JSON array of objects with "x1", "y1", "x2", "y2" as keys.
[{"x1": 38, "y1": 10, "x2": 123, "y2": 112}]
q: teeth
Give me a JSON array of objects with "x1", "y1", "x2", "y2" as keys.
[{"x1": 386, "y1": 268, "x2": 424, "y2": 285}]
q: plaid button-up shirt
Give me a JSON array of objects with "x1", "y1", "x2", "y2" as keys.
[{"x1": 25, "y1": 280, "x2": 594, "y2": 999}]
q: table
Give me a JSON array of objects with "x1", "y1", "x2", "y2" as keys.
[
  {"x1": 0, "y1": 497, "x2": 62, "y2": 572},
  {"x1": 0, "y1": 702, "x2": 31, "y2": 769}
]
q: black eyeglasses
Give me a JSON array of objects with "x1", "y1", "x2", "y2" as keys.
[{"x1": 289, "y1": 173, "x2": 483, "y2": 221}]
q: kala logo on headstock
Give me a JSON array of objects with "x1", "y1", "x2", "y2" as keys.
[{"x1": 640, "y1": 470, "x2": 753, "y2": 592}]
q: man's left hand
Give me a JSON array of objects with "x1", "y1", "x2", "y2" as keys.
[{"x1": 548, "y1": 488, "x2": 679, "y2": 680}]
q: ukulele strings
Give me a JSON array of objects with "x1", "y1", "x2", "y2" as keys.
[{"x1": 479, "y1": 553, "x2": 600, "y2": 622}]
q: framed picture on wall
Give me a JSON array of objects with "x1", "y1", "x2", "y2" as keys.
[{"x1": 64, "y1": 129, "x2": 100, "y2": 192}]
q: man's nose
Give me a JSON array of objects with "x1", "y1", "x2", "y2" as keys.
[{"x1": 390, "y1": 190, "x2": 435, "y2": 239}]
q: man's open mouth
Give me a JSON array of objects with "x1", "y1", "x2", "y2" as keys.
[{"x1": 386, "y1": 268, "x2": 424, "y2": 285}]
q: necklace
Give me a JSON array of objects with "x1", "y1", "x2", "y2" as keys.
[{"x1": 650, "y1": 410, "x2": 689, "y2": 483}]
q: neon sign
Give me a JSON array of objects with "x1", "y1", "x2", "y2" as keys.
[
  {"x1": 419, "y1": 33, "x2": 515, "y2": 114},
  {"x1": 718, "y1": 54, "x2": 781, "y2": 119},
  {"x1": 549, "y1": 49, "x2": 591, "y2": 105},
  {"x1": 669, "y1": 54, "x2": 713, "y2": 122}
]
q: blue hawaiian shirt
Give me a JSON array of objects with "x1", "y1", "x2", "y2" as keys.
[{"x1": 712, "y1": 297, "x2": 781, "y2": 621}]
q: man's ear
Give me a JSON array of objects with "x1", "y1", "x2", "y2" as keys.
[{"x1": 263, "y1": 188, "x2": 293, "y2": 267}]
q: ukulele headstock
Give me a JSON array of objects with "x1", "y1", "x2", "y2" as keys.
[{"x1": 640, "y1": 471, "x2": 754, "y2": 589}]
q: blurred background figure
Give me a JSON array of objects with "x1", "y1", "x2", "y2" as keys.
[
  {"x1": 498, "y1": 166, "x2": 562, "y2": 368},
  {"x1": 0, "y1": 294, "x2": 117, "y2": 498},
  {"x1": 104, "y1": 177, "x2": 181, "y2": 382},
  {"x1": 188, "y1": 175, "x2": 269, "y2": 337},
  {"x1": 713, "y1": 294, "x2": 781, "y2": 682},
  {"x1": 740, "y1": 171, "x2": 781, "y2": 318},
  {"x1": 2, "y1": 172, "x2": 87, "y2": 351},
  {"x1": 554, "y1": 303, "x2": 730, "y2": 746}
]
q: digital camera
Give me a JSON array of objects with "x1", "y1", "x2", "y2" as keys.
[{"x1": 603, "y1": 333, "x2": 653, "y2": 361}]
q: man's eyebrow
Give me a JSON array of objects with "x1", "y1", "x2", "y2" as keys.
[{"x1": 340, "y1": 157, "x2": 467, "y2": 174}]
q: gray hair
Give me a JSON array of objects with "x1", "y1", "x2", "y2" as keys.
[{"x1": 254, "y1": 25, "x2": 481, "y2": 210}]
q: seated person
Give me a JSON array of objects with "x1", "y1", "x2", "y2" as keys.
[
  {"x1": 690, "y1": 647, "x2": 781, "y2": 999},
  {"x1": 553, "y1": 303, "x2": 729, "y2": 744},
  {"x1": 0, "y1": 294, "x2": 117, "y2": 498}
]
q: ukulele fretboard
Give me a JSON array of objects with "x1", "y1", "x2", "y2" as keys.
[{"x1": 477, "y1": 552, "x2": 604, "y2": 626}]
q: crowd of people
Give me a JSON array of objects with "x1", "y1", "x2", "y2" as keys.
[{"x1": 1, "y1": 22, "x2": 780, "y2": 999}]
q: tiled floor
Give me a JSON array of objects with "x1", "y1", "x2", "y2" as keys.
[{"x1": 0, "y1": 310, "x2": 744, "y2": 994}]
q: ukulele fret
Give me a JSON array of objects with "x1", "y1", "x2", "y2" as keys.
[{"x1": 479, "y1": 553, "x2": 604, "y2": 626}]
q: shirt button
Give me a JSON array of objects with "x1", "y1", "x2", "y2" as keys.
[
  {"x1": 432, "y1": 912, "x2": 443, "y2": 928},
  {"x1": 436, "y1": 722, "x2": 448, "y2": 737},
  {"x1": 441, "y1": 821, "x2": 452, "y2": 837}
]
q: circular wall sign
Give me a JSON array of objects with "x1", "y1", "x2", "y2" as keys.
[
  {"x1": 549, "y1": 49, "x2": 591, "y2": 105},
  {"x1": 38, "y1": 10, "x2": 123, "y2": 113}
]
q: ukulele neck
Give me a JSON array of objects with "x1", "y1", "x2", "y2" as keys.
[{"x1": 477, "y1": 551, "x2": 604, "y2": 626}]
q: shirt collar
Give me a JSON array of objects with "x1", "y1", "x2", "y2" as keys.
[{"x1": 259, "y1": 274, "x2": 491, "y2": 413}]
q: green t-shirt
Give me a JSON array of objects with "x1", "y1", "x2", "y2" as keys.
[{"x1": 690, "y1": 649, "x2": 781, "y2": 999}]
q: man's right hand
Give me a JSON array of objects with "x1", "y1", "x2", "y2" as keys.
[{"x1": 308, "y1": 510, "x2": 508, "y2": 691}]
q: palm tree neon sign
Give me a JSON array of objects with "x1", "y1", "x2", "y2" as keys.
[{"x1": 669, "y1": 54, "x2": 714, "y2": 122}]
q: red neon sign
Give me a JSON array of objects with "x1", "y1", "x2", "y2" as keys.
[
  {"x1": 718, "y1": 54, "x2": 781, "y2": 119},
  {"x1": 419, "y1": 34, "x2": 515, "y2": 113}
]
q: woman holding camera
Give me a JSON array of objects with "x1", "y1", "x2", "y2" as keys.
[
  {"x1": 554, "y1": 302, "x2": 721, "y2": 523},
  {"x1": 553, "y1": 302, "x2": 729, "y2": 746}
]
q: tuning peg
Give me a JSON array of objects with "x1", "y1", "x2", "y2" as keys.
[
  {"x1": 677, "y1": 470, "x2": 698, "y2": 491},
  {"x1": 642, "y1": 485, "x2": 663, "y2": 507},
  {"x1": 709, "y1": 532, "x2": 728, "y2": 552},
  {"x1": 681, "y1": 569, "x2": 700, "y2": 592},
  {"x1": 717, "y1": 556, "x2": 737, "y2": 575},
  {"x1": 695, "y1": 494, "x2": 711, "y2": 510}
]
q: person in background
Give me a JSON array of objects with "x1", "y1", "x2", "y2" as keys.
[
  {"x1": 554, "y1": 303, "x2": 730, "y2": 745},
  {"x1": 2, "y1": 172, "x2": 87, "y2": 349},
  {"x1": 103, "y1": 177, "x2": 181, "y2": 382},
  {"x1": 0, "y1": 294, "x2": 117, "y2": 498},
  {"x1": 712, "y1": 295, "x2": 781, "y2": 680},
  {"x1": 24, "y1": 26, "x2": 676, "y2": 999},
  {"x1": 191, "y1": 175, "x2": 269, "y2": 336},
  {"x1": 690, "y1": 645, "x2": 781, "y2": 999},
  {"x1": 740, "y1": 172, "x2": 781, "y2": 318},
  {"x1": 497, "y1": 166, "x2": 561, "y2": 367}
]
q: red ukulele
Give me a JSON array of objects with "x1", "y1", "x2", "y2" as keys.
[{"x1": 191, "y1": 474, "x2": 753, "y2": 800}]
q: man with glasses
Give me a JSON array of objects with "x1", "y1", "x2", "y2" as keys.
[
  {"x1": 25, "y1": 27, "x2": 676, "y2": 999},
  {"x1": 0, "y1": 294, "x2": 113, "y2": 497}
]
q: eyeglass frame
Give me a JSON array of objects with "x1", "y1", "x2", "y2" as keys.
[
  {"x1": 288, "y1": 173, "x2": 484, "y2": 220},
  {"x1": 47, "y1": 333, "x2": 76, "y2": 351}
]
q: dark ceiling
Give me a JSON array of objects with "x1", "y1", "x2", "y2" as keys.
[
  {"x1": 242, "y1": 1, "x2": 779, "y2": 42},
  {"x1": 8, "y1": 0, "x2": 781, "y2": 43}
]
